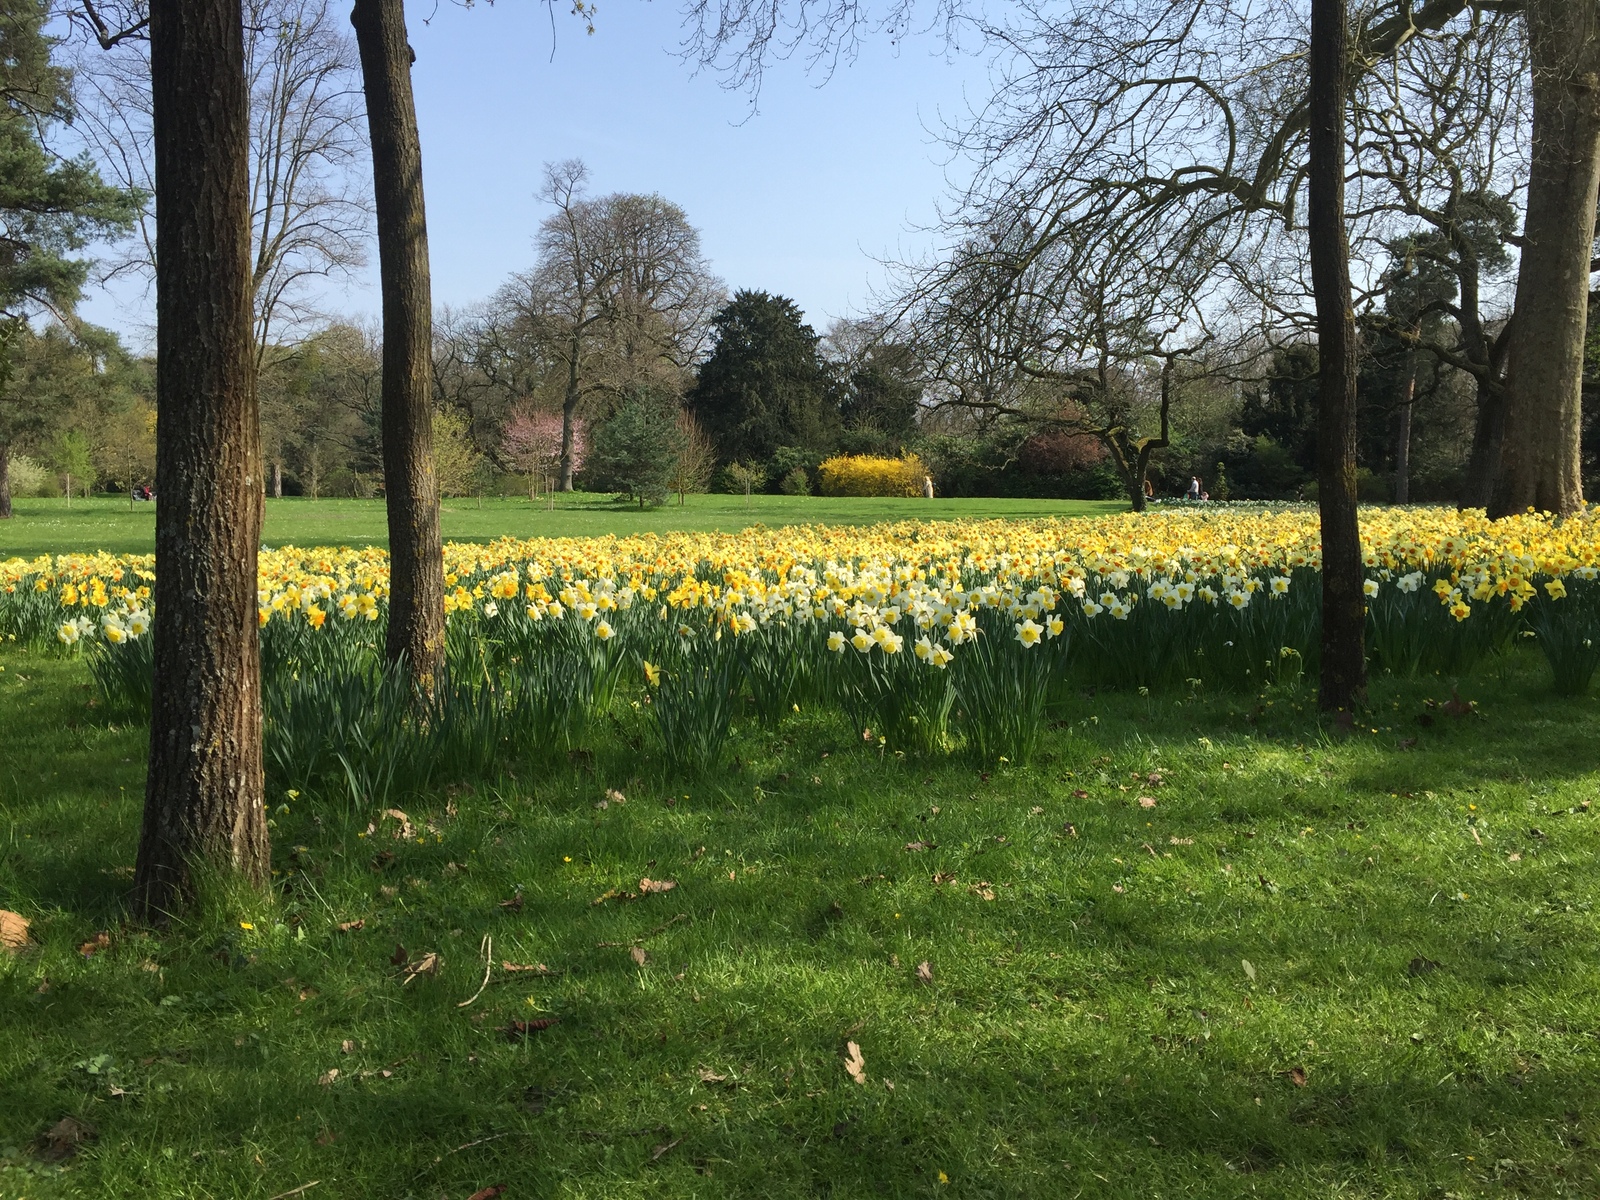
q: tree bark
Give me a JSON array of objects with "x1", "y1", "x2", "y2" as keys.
[
  {"x1": 560, "y1": 334, "x2": 580, "y2": 491},
  {"x1": 1309, "y1": 0, "x2": 1367, "y2": 714},
  {"x1": 351, "y1": 0, "x2": 445, "y2": 689},
  {"x1": 0, "y1": 441, "x2": 11, "y2": 519},
  {"x1": 1394, "y1": 348, "x2": 1414, "y2": 504},
  {"x1": 1491, "y1": 0, "x2": 1600, "y2": 517},
  {"x1": 271, "y1": 460, "x2": 282, "y2": 498},
  {"x1": 135, "y1": 0, "x2": 268, "y2": 919}
]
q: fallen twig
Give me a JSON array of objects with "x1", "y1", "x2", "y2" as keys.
[
  {"x1": 267, "y1": 1183, "x2": 320, "y2": 1200},
  {"x1": 457, "y1": 935, "x2": 493, "y2": 1008}
]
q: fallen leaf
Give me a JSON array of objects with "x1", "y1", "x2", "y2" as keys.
[
  {"x1": 630, "y1": 946, "x2": 648, "y2": 966},
  {"x1": 843, "y1": 1041, "x2": 867, "y2": 1085},
  {"x1": 0, "y1": 909, "x2": 30, "y2": 954},
  {"x1": 340, "y1": 1040, "x2": 355, "y2": 1055},
  {"x1": 915, "y1": 960, "x2": 934, "y2": 985},
  {"x1": 36, "y1": 1115, "x2": 95, "y2": 1161},
  {"x1": 605, "y1": 788, "x2": 627, "y2": 805},
  {"x1": 317, "y1": 1068, "x2": 339, "y2": 1086},
  {"x1": 335, "y1": 919, "x2": 364, "y2": 933},
  {"x1": 399, "y1": 951, "x2": 440, "y2": 984},
  {"x1": 388, "y1": 944, "x2": 408, "y2": 966},
  {"x1": 1288, "y1": 1067, "x2": 1307, "y2": 1087},
  {"x1": 498, "y1": 894, "x2": 524, "y2": 912},
  {"x1": 1137, "y1": 796, "x2": 1158, "y2": 808},
  {"x1": 649, "y1": 1136, "x2": 682, "y2": 1162},
  {"x1": 1241, "y1": 959, "x2": 1257, "y2": 982},
  {"x1": 501, "y1": 961, "x2": 551, "y2": 974},
  {"x1": 1062, "y1": 821, "x2": 1078, "y2": 838},
  {"x1": 1169, "y1": 837, "x2": 1194, "y2": 845},
  {"x1": 1507, "y1": 852, "x2": 1522, "y2": 862},
  {"x1": 1072, "y1": 789, "x2": 1090, "y2": 799},
  {"x1": 298, "y1": 986, "x2": 319, "y2": 1001},
  {"x1": 379, "y1": 884, "x2": 398, "y2": 898},
  {"x1": 381, "y1": 808, "x2": 414, "y2": 839},
  {"x1": 466, "y1": 1186, "x2": 507, "y2": 1200},
  {"x1": 967, "y1": 881, "x2": 996, "y2": 901},
  {"x1": 930, "y1": 871, "x2": 957, "y2": 885},
  {"x1": 502, "y1": 1017, "x2": 559, "y2": 1040},
  {"x1": 903, "y1": 841, "x2": 932, "y2": 853},
  {"x1": 1030, "y1": 806, "x2": 1044, "y2": 815},
  {"x1": 638, "y1": 877, "x2": 677, "y2": 895},
  {"x1": 696, "y1": 1067, "x2": 728, "y2": 1084},
  {"x1": 79, "y1": 932, "x2": 110, "y2": 958},
  {"x1": 591, "y1": 888, "x2": 623, "y2": 905}
]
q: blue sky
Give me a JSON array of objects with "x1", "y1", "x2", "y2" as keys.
[{"x1": 81, "y1": 1, "x2": 994, "y2": 344}]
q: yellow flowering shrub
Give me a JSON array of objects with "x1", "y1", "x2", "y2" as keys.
[{"x1": 817, "y1": 454, "x2": 928, "y2": 497}]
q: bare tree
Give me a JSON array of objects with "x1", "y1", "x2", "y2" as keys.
[
  {"x1": 71, "y1": 0, "x2": 370, "y2": 358},
  {"x1": 493, "y1": 162, "x2": 724, "y2": 490}
]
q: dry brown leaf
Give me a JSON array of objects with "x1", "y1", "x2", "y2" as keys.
[
  {"x1": 697, "y1": 1067, "x2": 728, "y2": 1084},
  {"x1": 0, "y1": 909, "x2": 30, "y2": 954},
  {"x1": 1169, "y1": 837, "x2": 1194, "y2": 846},
  {"x1": 340, "y1": 1040, "x2": 355, "y2": 1055},
  {"x1": 915, "y1": 960, "x2": 934, "y2": 985},
  {"x1": 502, "y1": 1017, "x2": 559, "y2": 1039},
  {"x1": 629, "y1": 945, "x2": 649, "y2": 966},
  {"x1": 501, "y1": 961, "x2": 551, "y2": 974},
  {"x1": 843, "y1": 1041, "x2": 867, "y2": 1085},
  {"x1": 1288, "y1": 1066, "x2": 1307, "y2": 1087},
  {"x1": 335, "y1": 919, "x2": 364, "y2": 933},
  {"x1": 399, "y1": 951, "x2": 440, "y2": 984},
  {"x1": 649, "y1": 1136, "x2": 683, "y2": 1162},
  {"x1": 498, "y1": 894, "x2": 524, "y2": 912},
  {"x1": 381, "y1": 808, "x2": 414, "y2": 839},
  {"x1": 317, "y1": 1068, "x2": 339, "y2": 1086},
  {"x1": 930, "y1": 871, "x2": 957, "y2": 886},
  {"x1": 1138, "y1": 796, "x2": 1158, "y2": 809},
  {"x1": 78, "y1": 932, "x2": 110, "y2": 958},
  {"x1": 605, "y1": 788, "x2": 627, "y2": 805},
  {"x1": 903, "y1": 841, "x2": 932, "y2": 853},
  {"x1": 388, "y1": 944, "x2": 408, "y2": 966},
  {"x1": 466, "y1": 1186, "x2": 507, "y2": 1200},
  {"x1": 1072, "y1": 788, "x2": 1090, "y2": 799},
  {"x1": 968, "y1": 881, "x2": 996, "y2": 901},
  {"x1": 638, "y1": 877, "x2": 677, "y2": 895}
]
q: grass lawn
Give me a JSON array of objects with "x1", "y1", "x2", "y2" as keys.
[
  {"x1": 0, "y1": 494, "x2": 1125, "y2": 558},
  {"x1": 4, "y1": 641, "x2": 1600, "y2": 1197}
]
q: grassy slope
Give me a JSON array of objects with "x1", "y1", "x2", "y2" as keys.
[
  {"x1": 3, "y1": 643, "x2": 1600, "y2": 1198},
  {"x1": 0, "y1": 495, "x2": 1124, "y2": 557}
]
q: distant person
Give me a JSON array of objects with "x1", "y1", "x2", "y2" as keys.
[
  {"x1": 922, "y1": 475, "x2": 935, "y2": 500},
  {"x1": 1200, "y1": 490, "x2": 1210, "y2": 502},
  {"x1": 1186, "y1": 476, "x2": 1201, "y2": 500}
]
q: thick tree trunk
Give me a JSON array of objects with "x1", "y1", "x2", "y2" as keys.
[
  {"x1": 1491, "y1": 0, "x2": 1600, "y2": 517},
  {"x1": 0, "y1": 441, "x2": 11, "y2": 519},
  {"x1": 1394, "y1": 350, "x2": 1414, "y2": 504},
  {"x1": 271, "y1": 460, "x2": 282, "y2": 498},
  {"x1": 351, "y1": 0, "x2": 445, "y2": 689},
  {"x1": 135, "y1": 0, "x2": 268, "y2": 919},
  {"x1": 1461, "y1": 373, "x2": 1507, "y2": 508},
  {"x1": 1309, "y1": 0, "x2": 1367, "y2": 714}
]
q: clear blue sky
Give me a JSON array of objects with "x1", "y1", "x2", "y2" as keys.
[{"x1": 81, "y1": 1, "x2": 993, "y2": 344}]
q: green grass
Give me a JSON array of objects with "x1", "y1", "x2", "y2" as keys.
[
  {"x1": 0, "y1": 494, "x2": 1123, "y2": 557},
  {"x1": 5, "y1": 642, "x2": 1600, "y2": 1197}
]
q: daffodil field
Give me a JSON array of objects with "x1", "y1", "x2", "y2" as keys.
[{"x1": 5, "y1": 506, "x2": 1600, "y2": 792}]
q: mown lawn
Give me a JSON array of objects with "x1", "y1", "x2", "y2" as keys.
[
  {"x1": 3, "y1": 643, "x2": 1600, "y2": 1198},
  {"x1": 0, "y1": 494, "x2": 1124, "y2": 558}
]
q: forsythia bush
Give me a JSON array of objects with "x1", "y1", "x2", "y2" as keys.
[{"x1": 817, "y1": 453, "x2": 928, "y2": 497}]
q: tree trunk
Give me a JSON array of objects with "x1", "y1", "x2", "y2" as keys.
[
  {"x1": 271, "y1": 460, "x2": 282, "y2": 498},
  {"x1": 1491, "y1": 0, "x2": 1600, "y2": 517},
  {"x1": 135, "y1": 0, "x2": 268, "y2": 920},
  {"x1": 1309, "y1": 0, "x2": 1367, "y2": 715},
  {"x1": 0, "y1": 441, "x2": 11, "y2": 519},
  {"x1": 1394, "y1": 349, "x2": 1415, "y2": 504},
  {"x1": 560, "y1": 338, "x2": 580, "y2": 491},
  {"x1": 351, "y1": 0, "x2": 445, "y2": 690}
]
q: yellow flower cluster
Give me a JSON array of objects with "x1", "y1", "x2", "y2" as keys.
[{"x1": 6, "y1": 506, "x2": 1600, "y2": 652}]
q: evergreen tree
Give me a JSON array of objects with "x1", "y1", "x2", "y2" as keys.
[
  {"x1": 0, "y1": 0, "x2": 139, "y2": 517},
  {"x1": 688, "y1": 290, "x2": 840, "y2": 475},
  {"x1": 585, "y1": 386, "x2": 687, "y2": 507}
]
